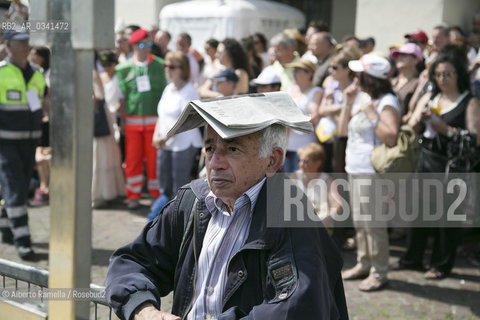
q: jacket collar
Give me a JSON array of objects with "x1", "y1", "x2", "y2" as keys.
[
  {"x1": 189, "y1": 176, "x2": 284, "y2": 251},
  {"x1": 190, "y1": 178, "x2": 211, "y2": 201}
]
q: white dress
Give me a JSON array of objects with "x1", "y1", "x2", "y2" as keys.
[
  {"x1": 102, "y1": 74, "x2": 123, "y2": 142},
  {"x1": 92, "y1": 76, "x2": 126, "y2": 205}
]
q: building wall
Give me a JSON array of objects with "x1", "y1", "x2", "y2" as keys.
[
  {"x1": 355, "y1": 0, "x2": 444, "y2": 54},
  {"x1": 274, "y1": 0, "x2": 332, "y2": 29},
  {"x1": 330, "y1": 0, "x2": 356, "y2": 43},
  {"x1": 355, "y1": 0, "x2": 480, "y2": 54},
  {"x1": 115, "y1": 0, "x2": 176, "y2": 30},
  {"x1": 443, "y1": 0, "x2": 480, "y2": 31}
]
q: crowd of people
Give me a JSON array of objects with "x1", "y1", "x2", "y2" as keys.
[
  {"x1": 0, "y1": 3, "x2": 480, "y2": 300},
  {"x1": 104, "y1": 15, "x2": 480, "y2": 319}
]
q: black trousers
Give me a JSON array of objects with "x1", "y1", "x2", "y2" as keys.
[{"x1": 400, "y1": 227, "x2": 461, "y2": 274}]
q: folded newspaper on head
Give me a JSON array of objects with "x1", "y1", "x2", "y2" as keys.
[{"x1": 167, "y1": 92, "x2": 313, "y2": 139}]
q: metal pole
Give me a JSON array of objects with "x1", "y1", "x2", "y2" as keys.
[{"x1": 48, "y1": 0, "x2": 93, "y2": 319}]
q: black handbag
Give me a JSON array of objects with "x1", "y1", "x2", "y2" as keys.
[
  {"x1": 446, "y1": 130, "x2": 480, "y2": 173},
  {"x1": 418, "y1": 131, "x2": 480, "y2": 173},
  {"x1": 94, "y1": 99, "x2": 111, "y2": 137},
  {"x1": 417, "y1": 142, "x2": 448, "y2": 173}
]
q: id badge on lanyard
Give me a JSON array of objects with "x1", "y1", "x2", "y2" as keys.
[
  {"x1": 136, "y1": 65, "x2": 151, "y2": 93},
  {"x1": 26, "y1": 90, "x2": 42, "y2": 112}
]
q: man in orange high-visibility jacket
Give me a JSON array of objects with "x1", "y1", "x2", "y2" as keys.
[{"x1": 116, "y1": 28, "x2": 166, "y2": 209}]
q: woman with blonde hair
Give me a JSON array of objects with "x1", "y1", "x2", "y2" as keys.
[
  {"x1": 284, "y1": 59, "x2": 323, "y2": 172},
  {"x1": 314, "y1": 45, "x2": 361, "y2": 172},
  {"x1": 150, "y1": 51, "x2": 203, "y2": 220},
  {"x1": 291, "y1": 143, "x2": 341, "y2": 232}
]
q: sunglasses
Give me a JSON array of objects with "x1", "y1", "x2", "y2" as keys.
[
  {"x1": 138, "y1": 42, "x2": 153, "y2": 49},
  {"x1": 164, "y1": 64, "x2": 180, "y2": 70}
]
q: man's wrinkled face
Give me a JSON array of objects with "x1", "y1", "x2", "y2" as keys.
[{"x1": 204, "y1": 127, "x2": 269, "y2": 210}]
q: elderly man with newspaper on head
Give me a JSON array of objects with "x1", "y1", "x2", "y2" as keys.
[{"x1": 105, "y1": 92, "x2": 348, "y2": 320}]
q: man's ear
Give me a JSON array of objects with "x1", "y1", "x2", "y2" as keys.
[{"x1": 265, "y1": 147, "x2": 284, "y2": 177}]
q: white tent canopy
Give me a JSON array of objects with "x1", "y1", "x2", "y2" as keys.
[{"x1": 160, "y1": 0, "x2": 305, "y2": 52}]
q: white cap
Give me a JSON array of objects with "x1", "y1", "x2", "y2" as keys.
[
  {"x1": 250, "y1": 66, "x2": 281, "y2": 86},
  {"x1": 348, "y1": 54, "x2": 391, "y2": 80}
]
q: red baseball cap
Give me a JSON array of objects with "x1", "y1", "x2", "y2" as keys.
[
  {"x1": 404, "y1": 30, "x2": 428, "y2": 45},
  {"x1": 129, "y1": 28, "x2": 149, "y2": 44}
]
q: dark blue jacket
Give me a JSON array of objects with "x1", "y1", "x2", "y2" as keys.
[{"x1": 106, "y1": 176, "x2": 348, "y2": 320}]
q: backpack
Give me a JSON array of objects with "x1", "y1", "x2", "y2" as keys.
[{"x1": 177, "y1": 188, "x2": 198, "y2": 256}]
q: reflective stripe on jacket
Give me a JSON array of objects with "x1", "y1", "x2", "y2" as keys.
[{"x1": 124, "y1": 115, "x2": 158, "y2": 126}]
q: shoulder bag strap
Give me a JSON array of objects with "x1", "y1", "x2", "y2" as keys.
[{"x1": 178, "y1": 188, "x2": 198, "y2": 256}]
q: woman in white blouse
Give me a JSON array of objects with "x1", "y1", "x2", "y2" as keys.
[
  {"x1": 338, "y1": 54, "x2": 401, "y2": 292},
  {"x1": 153, "y1": 51, "x2": 203, "y2": 202}
]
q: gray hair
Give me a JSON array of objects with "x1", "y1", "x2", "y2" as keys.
[
  {"x1": 258, "y1": 124, "x2": 287, "y2": 164},
  {"x1": 270, "y1": 32, "x2": 297, "y2": 50}
]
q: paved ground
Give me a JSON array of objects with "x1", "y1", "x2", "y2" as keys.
[{"x1": 1, "y1": 196, "x2": 479, "y2": 319}]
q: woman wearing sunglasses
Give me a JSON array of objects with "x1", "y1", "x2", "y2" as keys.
[
  {"x1": 150, "y1": 51, "x2": 203, "y2": 220},
  {"x1": 398, "y1": 47, "x2": 480, "y2": 280},
  {"x1": 314, "y1": 45, "x2": 361, "y2": 173}
]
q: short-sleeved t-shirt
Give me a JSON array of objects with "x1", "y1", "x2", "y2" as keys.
[{"x1": 345, "y1": 92, "x2": 400, "y2": 174}]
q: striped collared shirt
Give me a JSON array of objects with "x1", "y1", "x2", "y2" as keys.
[{"x1": 186, "y1": 177, "x2": 266, "y2": 320}]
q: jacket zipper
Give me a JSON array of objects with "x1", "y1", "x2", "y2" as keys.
[{"x1": 182, "y1": 206, "x2": 198, "y2": 320}]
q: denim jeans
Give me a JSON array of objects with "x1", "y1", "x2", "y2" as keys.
[{"x1": 157, "y1": 146, "x2": 200, "y2": 198}]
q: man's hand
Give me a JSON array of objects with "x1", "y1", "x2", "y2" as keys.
[
  {"x1": 152, "y1": 134, "x2": 167, "y2": 149},
  {"x1": 134, "y1": 303, "x2": 181, "y2": 320}
]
